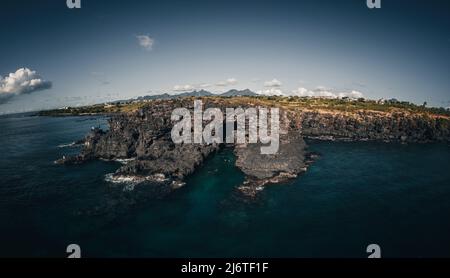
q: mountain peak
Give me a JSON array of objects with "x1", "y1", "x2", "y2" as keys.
[
  {"x1": 220, "y1": 89, "x2": 257, "y2": 97},
  {"x1": 178, "y1": 90, "x2": 213, "y2": 97}
]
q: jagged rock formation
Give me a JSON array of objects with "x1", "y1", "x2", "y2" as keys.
[
  {"x1": 56, "y1": 98, "x2": 450, "y2": 199},
  {"x1": 234, "y1": 132, "x2": 310, "y2": 196}
]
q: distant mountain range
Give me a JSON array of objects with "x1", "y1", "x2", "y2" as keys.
[
  {"x1": 219, "y1": 89, "x2": 257, "y2": 97},
  {"x1": 131, "y1": 89, "x2": 258, "y2": 103}
]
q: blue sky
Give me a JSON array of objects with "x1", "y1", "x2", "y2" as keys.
[{"x1": 0, "y1": 0, "x2": 449, "y2": 114}]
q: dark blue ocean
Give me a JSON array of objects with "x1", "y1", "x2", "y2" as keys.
[{"x1": 0, "y1": 114, "x2": 449, "y2": 258}]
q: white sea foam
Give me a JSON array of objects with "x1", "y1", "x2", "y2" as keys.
[
  {"x1": 100, "y1": 158, "x2": 136, "y2": 164},
  {"x1": 104, "y1": 173, "x2": 142, "y2": 184},
  {"x1": 115, "y1": 158, "x2": 136, "y2": 164},
  {"x1": 104, "y1": 173, "x2": 170, "y2": 190},
  {"x1": 57, "y1": 142, "x2": 77, "y2": 148}
]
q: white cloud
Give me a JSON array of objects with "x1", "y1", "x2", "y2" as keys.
[
  {"x1": 257, "y1": 88, "x2": 284, "y2": 96},
  {"x1": 290, "y1": 87, "x2": 364, "y2": 99},
  {"x1": 289, "y1": 87, "x2": 314, "y2": 97},
  {"x1": 256, "y1": 78, "x2": 284, "y2": 95},
  {"x1": 226, "y1": 78, "x2": 238, "y2": 85},
  {"x1": 173, "y1": 82, "x2": 216, "y2": 92},
  {"x1": 256, "y1": 83, "x2": 364, "y2": 99},
  {"x1": 216, "y1": 78, "x2": 238, "y2": 87},
  {"x1": 264, "y1": 78, "x2": 282, "y2": 87},
  {"x1": 0, "y1": 68, "x2": 52, "y2": 103},
  {"x1": 199, "y1": 83, "x2": 213, "y2": 88},
  {"x1": 136, "y1": 35, "x2": 154, "y2": 50},
  {"x1": 338, "y1": 90, "x2": 364, "y2": 99},
  {"x1": 173, "y1": 84, "x2": 195, "y2": 92},
  {"x1": 173, "y1": 78, "x2": 238, "y2": 92}
]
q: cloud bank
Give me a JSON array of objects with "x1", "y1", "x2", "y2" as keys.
[
  {"x1": 289, "y1": 87, "x2": 364, "y2": 99},
  {"x1": 257, "y1": 86, "x2": 364, "y2": 99},
  {"x1": 257, "y1": 88, "x2": 284, "y2": 96},
  {"x1": 0, "y1": 68, "x2": 52, "y2": 104}
]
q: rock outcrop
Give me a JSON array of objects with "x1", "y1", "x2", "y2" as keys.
[
  {"x1": 57, "y1": 98, "x2": 450, "y2": 200},
  {"x1": 234, "y1": 132, "x2": 310, "y2": 196},
  {"x1": 300, "y1": 110, "x2": 450, "y2": 143}
]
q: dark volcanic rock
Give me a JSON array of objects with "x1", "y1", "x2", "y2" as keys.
[
  {"x1": 232, "y1": 109, "x2": 312, "y2": 196},
  {"x1": 115, "y1": 141, "x2": 220, "y2": 180},
  {"x1": 300, "y1": 110, "x2": 450, "y2": 143},
  {"x1": 235, "y1": 133, "x2": 306, "y2": 178},
  {"x1": 57, "y1": 100, "x2": 229, "y2": 197},
  {"x1": 57, "y1": 97, "x2": 450, "y2": 204}
]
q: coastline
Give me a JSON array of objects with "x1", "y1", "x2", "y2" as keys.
[
  {"x1": 51, "y1": 96, "x2": 450, "y2": 200},
  {"x1": 1, "y1": 114, "x2": 450, "y2": 257}
]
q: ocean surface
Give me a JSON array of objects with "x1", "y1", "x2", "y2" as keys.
[{"x1": 0, "y1": 114, "x2": 449, "y2": 258}]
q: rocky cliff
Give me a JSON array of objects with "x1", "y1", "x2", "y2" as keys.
[
  {"x1": 57, "y1": 98, "x2": 450, "y2": 199},
  {"x1": 299, "y1": 110, "x2": 450, "y2": 143}
]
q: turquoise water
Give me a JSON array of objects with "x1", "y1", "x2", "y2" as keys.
[{"x1": 0, "y1": 114, "x2": 449, "y2": 257}]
